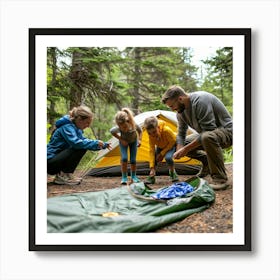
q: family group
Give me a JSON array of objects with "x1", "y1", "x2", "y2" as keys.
[{"x1": 47, "y1": 85, "x2": 232, "y2": 190}]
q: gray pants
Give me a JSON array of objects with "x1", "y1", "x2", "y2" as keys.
[{"x1": 185, "y1": 128, "x2": 232, "y2": 180}]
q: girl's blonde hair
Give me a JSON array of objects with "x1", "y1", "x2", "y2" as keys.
[
  {"x1": 144, "y1": 116, "x2": 158, "y2": 131},
  {"x1": 115, "y1": 107, "x2": 136, "y2": 129},
  {"x1": 69, "y1": 105, "x2": 94, "y2": 121}
]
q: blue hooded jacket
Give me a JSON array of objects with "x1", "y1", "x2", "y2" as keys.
[{"x1": 47, "y1": 115, "x2": 105, "y2": 159}]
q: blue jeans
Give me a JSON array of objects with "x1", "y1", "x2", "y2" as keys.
[
  {"x1": 155, "y1": 146, "x2": 176, "y2": 166},
  {"x1": 119, "y1": 141, "x2": 138, "y2": 164}
]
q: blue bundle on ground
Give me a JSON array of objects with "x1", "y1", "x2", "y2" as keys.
[{"x1": 151, "y1": 182, "x2": 194, "y2": 200}]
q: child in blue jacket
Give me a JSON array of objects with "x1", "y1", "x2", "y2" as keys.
[{"x1": 47, "y1": 105, "x2": 111, "y2": 185}]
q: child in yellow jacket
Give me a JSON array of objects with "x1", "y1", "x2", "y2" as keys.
[{"x1": 143, "y1": 116, "x2": 179, "y2": 184}]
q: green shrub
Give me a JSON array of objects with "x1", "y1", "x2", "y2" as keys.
[{"x1": 223, "y1": 147, "x2": 233, "y2": 163}]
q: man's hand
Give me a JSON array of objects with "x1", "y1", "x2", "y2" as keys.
[
  {"x1": 174, "y1": 139, "x2": 200, "y2": 159},
  {"x1": 173, "y1": 146, "x2": 187, "y2": 159}
]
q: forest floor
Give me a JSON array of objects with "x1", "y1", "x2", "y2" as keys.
[{"x1": 47, "y1": 163, "x2": 233, "y2": 233}]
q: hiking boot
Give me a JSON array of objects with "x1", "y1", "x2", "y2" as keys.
[
  {"x1": 169, "y1": 170, "x2": 179, "y2": 182},
  {"x1": 53, "y1": 173, "x2": 81, "y2": 186},
  {"x1": 209, "y1": 177, "x2": 230, "y2": 190},
  {"x1": 131, "y1": 175, "x2": 141, "y2": 183},
  {"x1": 121, "y1": 178, "x2": 128, "y2": 185},
  {"x1": 196, "y1": 164, "x2": 210, "y2": 178},
  {"x1": 145, "y1": 176, "x2": 156, "y2": 184},
  {"x1": 121, "y1": 172, "x2": 128, "y2": 185},
  {"x1": 130, "y1": 171, "x2": 141, "y2": 183}
]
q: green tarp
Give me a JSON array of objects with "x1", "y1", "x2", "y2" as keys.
[{"x1": 47, "y1": 177, "x2": 215, "y2": 233}]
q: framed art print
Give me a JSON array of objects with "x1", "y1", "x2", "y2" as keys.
[{"x1": 29, "y1": 28, "x2": 251, "y2": 251}]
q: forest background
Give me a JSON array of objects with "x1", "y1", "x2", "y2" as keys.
[{"x1": 47, "y1": 46, "x2": 233, "y2": 168}]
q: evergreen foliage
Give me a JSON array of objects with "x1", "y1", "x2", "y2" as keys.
[
  {"x1": 200, "y1": 47, "x2": 233, "y2": 115},
  {"x1": 47, "y1": 46, "x2": 233, "y2": 156}
]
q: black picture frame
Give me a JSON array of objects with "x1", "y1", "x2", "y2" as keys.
[{"x1": 29, "y1": 28, "x2": 251, "y2": 251}]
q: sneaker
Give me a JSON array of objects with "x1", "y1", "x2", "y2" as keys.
[
  {"x1": 64, "y1": 173, "x2": 82, "y2": 182},
  {"x1": 131, "y1": 175, "x2": 141, "y2": 183},
  {"x1": 197, "y1": 164, "x2": 210, "y2": 178},
  {"x1": 145, "y1": 176, "x2": 156, "y2": 184},
  {"x1": 53, "y1": 174, "x2": 81, "y2": 186},
  {"x1": 209, "y1": 178, "x2": 230, "y2": 190},
  {"x1": 169, "y1": 170, "x2": 179, "y2": 182}
]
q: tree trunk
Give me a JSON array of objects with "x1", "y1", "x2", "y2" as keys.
[
  {"x1": 132, "y1": 48, "x2": 141, "y2": 115},
  {"x1": 48, "y1": 47, "x2": 58, "y2": 132},
  {"x1": 69, "y1": 50, "x2": 84, "y2": 108}
]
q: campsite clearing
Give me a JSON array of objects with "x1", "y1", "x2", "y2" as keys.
[
  {"x1": 88, "y1": 110, "x2": 201, "y2": 177},
  {"x1": 47, "y1": 163, "x2": 232, "y2": 233}
]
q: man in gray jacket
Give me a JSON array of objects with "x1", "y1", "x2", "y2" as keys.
[{"x1": 162, "y1": 85, "x2": 232, "y2": 190}]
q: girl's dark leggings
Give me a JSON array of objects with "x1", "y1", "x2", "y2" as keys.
[{"x1": 47, "y1": 148, "x2": 87, "y2": 175}]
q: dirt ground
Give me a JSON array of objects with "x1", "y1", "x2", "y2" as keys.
[{"x1": 47, "y1": 163, "x2": 232, "y2": 233}]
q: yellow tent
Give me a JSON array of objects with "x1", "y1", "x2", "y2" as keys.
[{"x1": 88, "y1": 110, "x2": 201, "y2": 176}]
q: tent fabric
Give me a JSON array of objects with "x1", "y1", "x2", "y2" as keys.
[
  {"x1": 87, "y1": 161, "x2": 200, "y2": 176},
  {"x1": 87, "y1": 110, "x2": 202, "y2": 177},
  {"x1": 47, "y1": 177, "x2": 215, "y2": 233}
]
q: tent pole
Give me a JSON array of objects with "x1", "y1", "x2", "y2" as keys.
[{"x1": 78, "y1": 151, "x2": 99, "y2": 179}]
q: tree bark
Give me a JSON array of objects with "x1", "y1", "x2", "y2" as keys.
[{"x1": 69, "y1": 50, "x2": 84, "y2": 108}]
